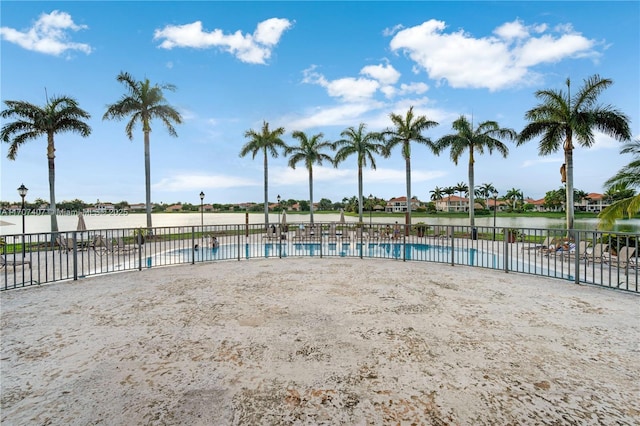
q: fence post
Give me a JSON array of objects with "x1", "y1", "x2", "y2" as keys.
[
  {"x1": 450, "y1": 226, "x2": 454, "y2": 266},
  {"x1": 191, "y1": 227, "x2": 195, "y2": 265},
  {"x1": 574, "y1": 232, "x2": 581, "y2": 284},
  {"x1": 72, "y1": 231, "x2": 78, "y2": 280},
  {"x1": 503, "y1": 228, "x2": 509, "y2": 273}
]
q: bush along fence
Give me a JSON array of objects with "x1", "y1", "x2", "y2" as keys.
[{"x1": 1, "y1": 223, "x2": 638, "y2": 294}]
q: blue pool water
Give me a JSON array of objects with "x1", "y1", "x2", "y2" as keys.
[{"x1": 163, "y1": 242, "x2": 573, "y2": 280}]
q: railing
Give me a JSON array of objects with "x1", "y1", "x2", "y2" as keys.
[{"x1": 2, "y1": 223, "x2": 638, "y2": 293}]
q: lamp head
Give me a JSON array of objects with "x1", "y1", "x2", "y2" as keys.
[
  {"x1": 199, "y1": 191, "x2": 205, "y2": 201},
  {"x1": 17, "y1": 184, "x2": 28, "y2": 198},
  {"x1": 277, "y1": 194, "x2": 281, "y2": 203}
]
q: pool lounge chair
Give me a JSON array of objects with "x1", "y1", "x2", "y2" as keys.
[
  {"x1": 564, "y1": 241, "x2": 591, "y2": 262},
  {"x1": 1, "y1": 254, "x2": 31, "y2": 269},
  {"x1": 585, "y1": 243, "x2": 608, "y2": 265},
  {"x1": 522, "y1": 236, "x2": 555, "y2": 252},
  {"x1": 603, "y1": 246, "x2": 637, "y2": 269}
]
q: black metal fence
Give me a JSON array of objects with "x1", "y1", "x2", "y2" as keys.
[{"x1": 2, "y1": 223, "x2": 638, "y2": 293}]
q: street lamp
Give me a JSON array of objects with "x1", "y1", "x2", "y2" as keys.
[
  {"x1": 368, "y1": 194, "x2": 373, "y2": 228},
  {"x1": 492, "y1": 190, "x2": 498, "y2": 241},
  {"x1": 199, "y1": 191, "x2": 205, "y2": 227},
  {"x1": 17, "y1": 184, "x2": 28, "y2": 258},
  {"x1": 199, "y1": 192, "x2": 205, "y2": 249},
  {"x1": 277, "y1": 194, "x2": 281, "y2": 229}
]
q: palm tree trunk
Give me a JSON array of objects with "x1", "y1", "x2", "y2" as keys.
[
  {"x1": 357, "y1": 163, "x2": 364, "y2": 223},
  {"x1": 468, "y1": 153, "x2": 475, "y2": 227},
  {"x1": 309, "y1": 167, "x2": 314, "y2": 225},
  {"x1": 144, "y1": 131, "x2": 152, "y2": 229},
  {"x1": 263, "y1": 149, "x2": 269, "y2": 226},
  {"x1": 47, "y1": 134, "x2": 59, "y2": 233},
  {"x1": 565, "y1": 146, "x2": 575, "y2": 233},
  {"x1": 405, "y1": 144, "x2": 412, "y2": 227}
]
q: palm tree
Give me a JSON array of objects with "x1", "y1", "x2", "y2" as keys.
[
  {"x1": 103, "y1": 71, "x2": 183, "y2": 229},
  {"x1": 436, "y1": 116, "x2": 515, "y2": 226},
  {"x1": 429, "y1": 186, "x2": 444, "y2": 201},
  {"x1": 453, "y1": 181, "x2": 469, "y2": 199},
  {"x1": 383, "y1": 106, "x2": 439, "y2": 225},
  {"x1": 285, "y1": 131, "x2": 334, "y2": 224},
  {"x1": 333, "y1": 123, "x2": 385, "y2": 222},
  {"x1": 598, "y1": 138, "x2": 640, "y2": 229},
  {"x1": 517, "y1": 74, "x2": 631, "y2": 232},
  {"x1": 505, "y1": 187, "x2": 523, "y2": 211},
  {"x1": 1, "y1": 96, "x2": 91, "y2": 233},
  {"x1": 239, "y1": 121, "x2": 287, "y2": 226},
  {"x1": 478, "y1": 182, "x2": 498, "y2": 208}
]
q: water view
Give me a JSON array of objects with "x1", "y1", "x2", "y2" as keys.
[{"x1": 2, "y1": 212, "x2": 638, "y2": 236}]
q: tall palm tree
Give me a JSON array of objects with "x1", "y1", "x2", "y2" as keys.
[
  {"x1": 517, "y1": 74, "x2": 631, "y2": 232},
  {"x1": 383, "y1": 106, "x2": 439, "y2": 225},
  {"x1": 285, "y1": 131, "x2": 334, "y2": 224},
  {"x1": 333, "y1": 123, "x2": 385, "y2": 222},
  {"x1": 598, "y1": 138, "x2": 640, "y2": 229},
  {"x1": 1, "y1": 96, "x2": 92, "y2": 234},
  {"x1": 103, "y1": 71, "x2": 183, "y2": 229},
  {"x1": 239, "y1": 121, "x2": 287, "y2": 226},
  {"x1": 436, "y1": 116, "x2": 515, "y2": 226}
]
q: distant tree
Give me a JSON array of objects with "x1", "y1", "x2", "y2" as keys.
[
  {"x1": 430, "y1": 186, "x2": 444, "y2": 201},
  {"x1": 436, "y1": 116, "x2": 515, "y2": 225},
  {"x1": 1, "y1": 96, "x2": 92, "y2": 233},
  {"x1": 453, "y1": 182, "x2": 469, "y2": 199},
  {"x1": 517, "y1": 74, "x2": 631, "y2": 231},
  {"x1": 239, "y1": 121, "x2": 287, "y2": 226},
  {"x1": 103, "y1": 71, "x2": 182, "y2": 229},
  {"x1": 383, "y1": 106, "x2": 439, "y2": 224},
  {"x1": 333, "y1": 123, "x2": 385, "y2": 223},
  {"x1": 599, "y1": 138, "x2": 640, "y2": 229},
  {"x1": 505, "y1": 188, "x2": 524, "y2": 211},
  {"x1": 543, "y1": 188, "x2": 565, "y2": 211},
  {"x1": 286, "y1": 131, "x2": 334, "y2": 224},
  {"x1": 318, "y1": 198, "x2": 333, "y2": 210}
]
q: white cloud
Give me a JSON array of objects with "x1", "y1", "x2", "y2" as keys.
[
  {"x1": 0, "y1": 10, "x2": 91, "y2": 56},
  {"x1": 286, "y1": 102, "x2": 384, "y2": 130},
  {"x1": 360, "y1": 63, "x2": 401, "y2": 85},
  {"x1": 521, "y1": 156, "x2": 563, "y2": 168},
  {"x1": 302, "y1": 66, "x2": 380, "y2": 102},
  {"x1": 154, "y1": 18, "x2": 292, "y2": 64},
  {"x1": 153, "y1": 173, "x2": 258, "y2": 191},
  {"x1": 389, "y1": 18, "x2": 599, "y2": 91}
]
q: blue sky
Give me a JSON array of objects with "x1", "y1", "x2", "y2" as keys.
[{"x1": 1, "y1": 1, "x2": 638, "y2": 207}]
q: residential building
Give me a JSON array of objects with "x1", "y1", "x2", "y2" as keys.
[{"x1": 385, "y1": 196, "x2": 420, "y2": 213}]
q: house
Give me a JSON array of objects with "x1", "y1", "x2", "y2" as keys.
[
  {"x1": 524, "y1": 197, "x2": 546, "y2": 212},
  {"x1": 487, "y1": 198, "x2": 507, "y2": 211},
  {"x1": 165, "y1": 204, "x2": 183, "y2": 213},
  {"x1": 434, "y1": 196, "x2": 468, "y2": 212},
  {"x1": 129, "y1": 203, "x2": 147, "y2": 212},
  {"x1": 87, "y1": 201, "x2": 115, "y2": 213},
  {"x1": 385, "y1": 196, "x2": 420, "y2": 213},
  {"x1": 199, "y1": 204, "x2": 215, "y2": 212},
  {"x1": 577, "y1": 193, "x2": 610, "y2": 213}
]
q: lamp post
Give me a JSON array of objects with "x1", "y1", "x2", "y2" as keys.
[
  {"x1": 199, "y1": 191, "x2": 205, "y2": 228},
  {"x1": 17, "y1": 184, "x2": 28, "y2": 258},
  {"x1": 492, "y1": 190, "x2": 498, "y2": 241},
  {"x1": 199, "y1": 191, "x2": 205, "y2": 249},
  {"x1": 277, "y1": 194, "x2": 281, "y2": 229},
  {"x1": 368, "y1": 194, "x2": 373, "y2": 228}
]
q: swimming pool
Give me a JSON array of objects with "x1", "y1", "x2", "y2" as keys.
[{"x1": 162, "y1": 242, "x2": 573, "y2": 280}]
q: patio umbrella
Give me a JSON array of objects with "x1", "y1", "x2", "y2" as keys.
[
  {"x1": 0, "y1": 220, "x2": 14, "y2": 226},
  {"x1": 339, "y1": 209, "x2": 345, "y2": 224},
  {"x1": 281, "y1": 209, "x2": 287, "y2": 226},
  {"x1": 77, "y1": 212, "x2": 87, "y2": 231}
]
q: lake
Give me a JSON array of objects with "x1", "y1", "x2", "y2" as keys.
[{"x1": 2, "y1": 212, "x2": 639, "y2": 235}]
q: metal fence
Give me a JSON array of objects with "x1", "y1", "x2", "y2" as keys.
[{"x1": 2, "y1": 223, "x2": 638, "y2": 293}]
